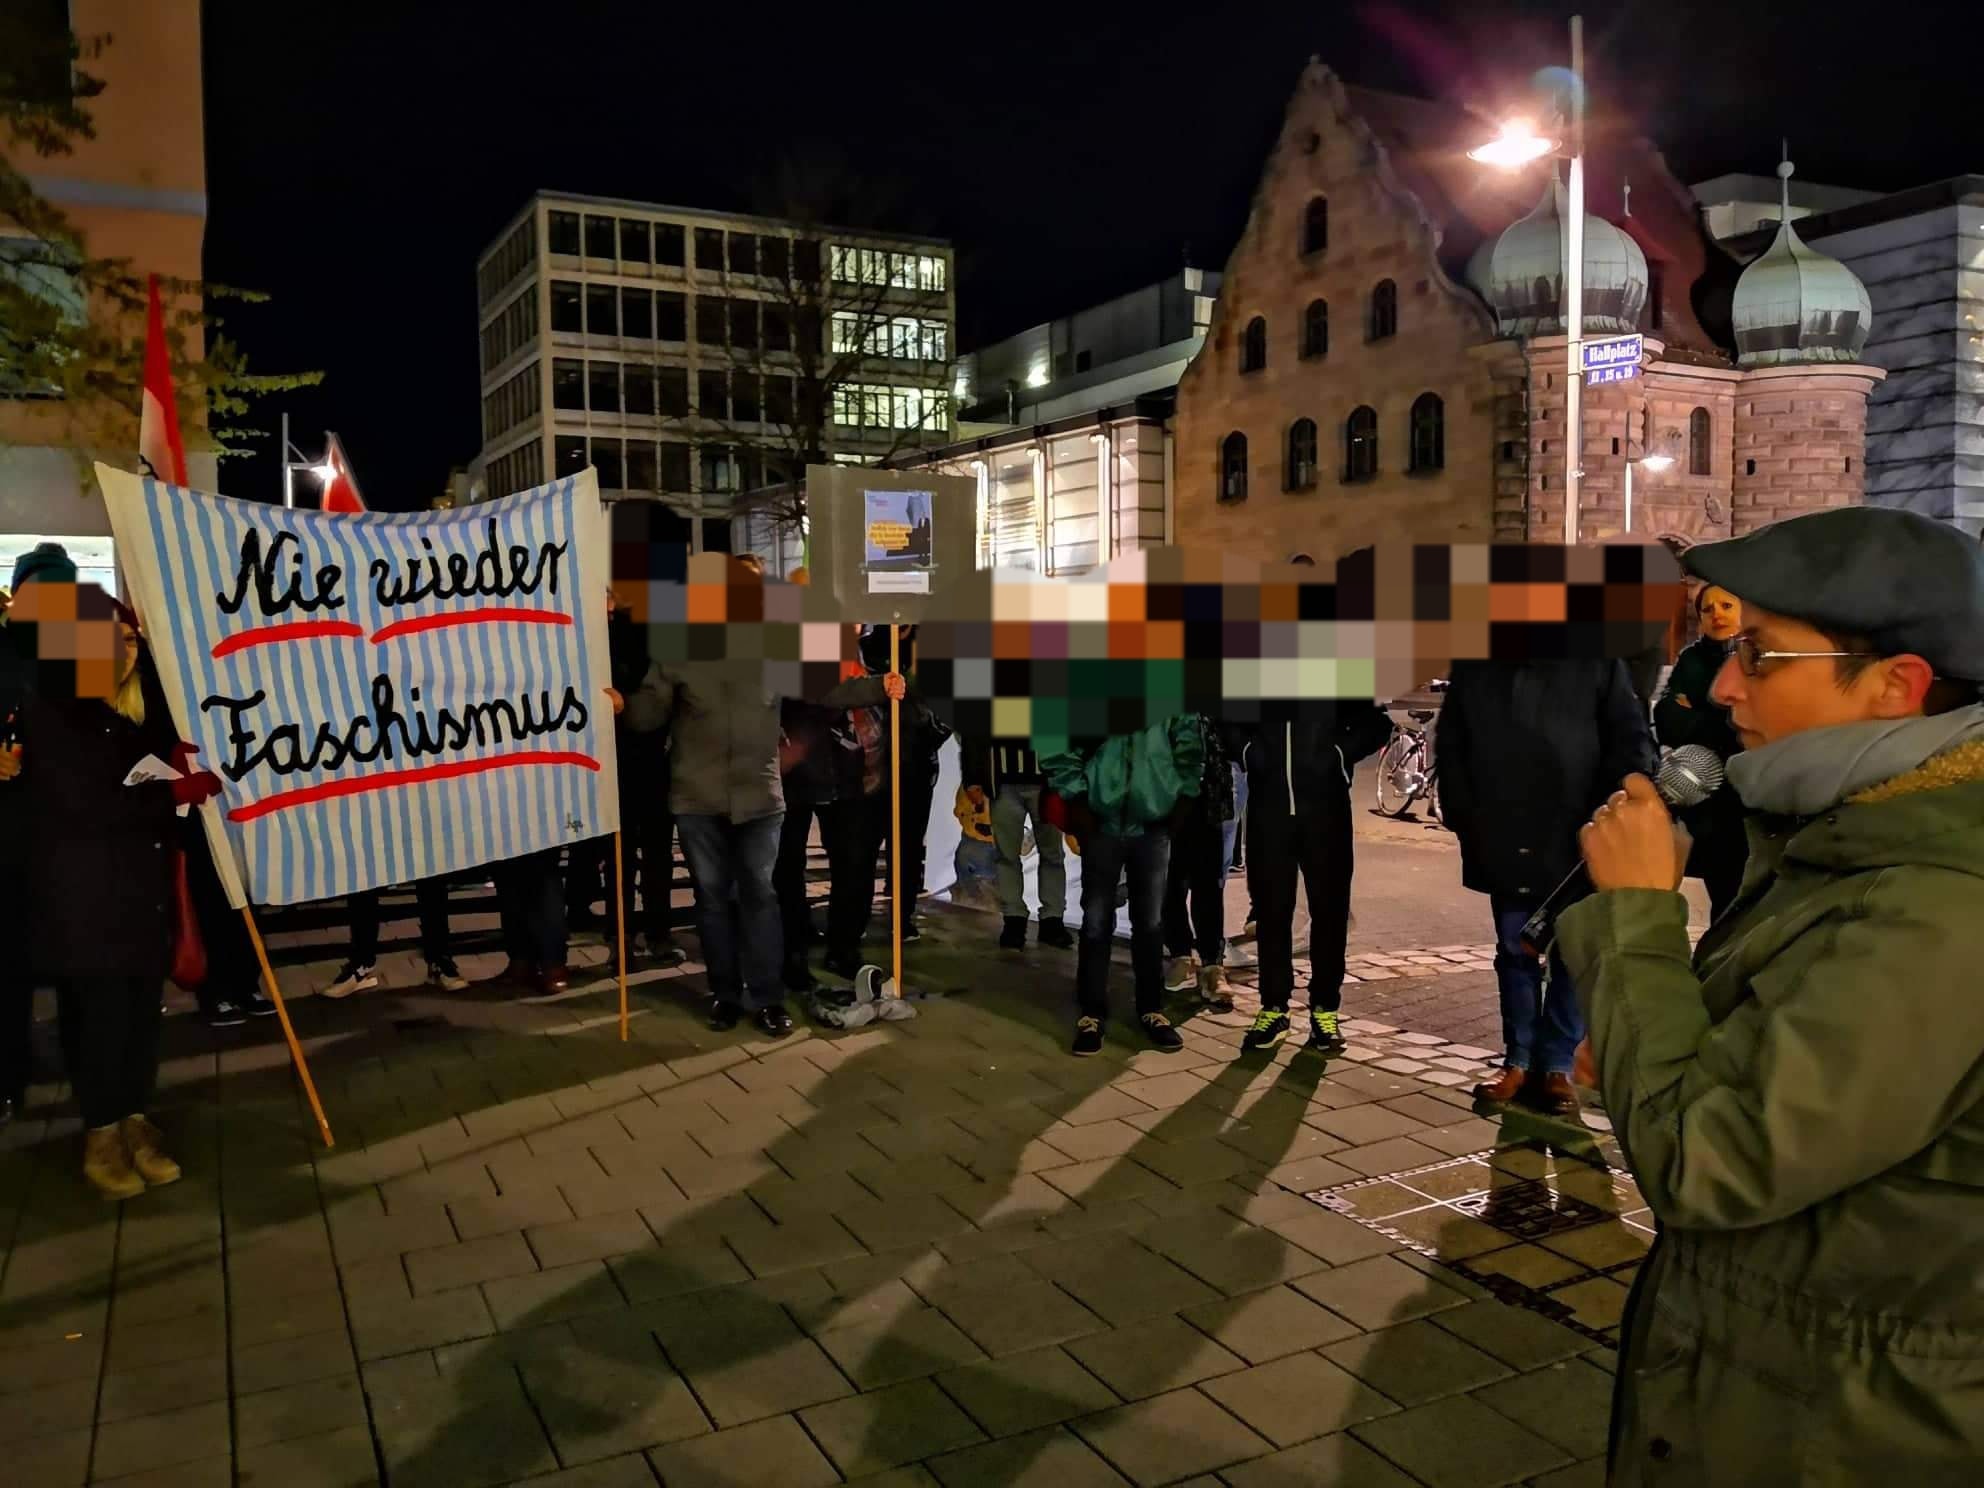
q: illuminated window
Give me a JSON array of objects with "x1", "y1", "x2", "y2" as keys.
[
  {"x1": 1409, "y1": 393, "x2": 1445, "y2": 472},
  {"x1": 830, "y1": 245, "x2": 856, "y2": 283},
  {"x1": 1220, "y1": 432, "x2": 1248, "y2": 502},
  {"x1": 1345, "y1": 406, "x2": 1379, "y2": 480},
  {"x1": 919, "y1": 255, "x2": 947, "y2": 292},
  {"x1": 831, "y1": 311, "x2": 863, "y2": 354},
  {"x1": 922, "y1": 322, "x2": 948, "y2": 360},
  {"x1": 1286, "y1": 419, "x2": 1318, "y2": 490}
]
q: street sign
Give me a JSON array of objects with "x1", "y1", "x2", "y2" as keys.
[
  {"x1": 1587, "y1": 362, "x2": 1641, "y2": 386},
  {"x1": 1582, "y1": 334, "x2": 1643, "y2": 380}
]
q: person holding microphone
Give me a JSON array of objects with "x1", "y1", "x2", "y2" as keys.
[{"x1": 1557, "y1": 507, "x2": 1984, "y2": 1485}]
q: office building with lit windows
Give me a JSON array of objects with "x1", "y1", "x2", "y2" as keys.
[{"x1": 473, "y1": 192, "x2": 955, "y2": 551}]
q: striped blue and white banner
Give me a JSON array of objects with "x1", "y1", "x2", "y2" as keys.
[{"x1": 99, "y1": 466, "x2": 619, "y2": 907}]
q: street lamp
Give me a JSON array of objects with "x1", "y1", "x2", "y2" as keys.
[
  {"x1": 279, "y1": 410, "x2": 336, "y2": 509},
  {"x1": 1471, "y1": 15, "x2": 1586, "y2": 544}
]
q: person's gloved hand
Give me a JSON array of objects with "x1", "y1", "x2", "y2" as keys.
[{"x1": 171, "y1": 770, "x2": 223, "y2": 808}]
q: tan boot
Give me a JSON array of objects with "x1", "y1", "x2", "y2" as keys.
[
  {"x1": 1197, "y1": 963, "x2": 1234, "y2": 1012},
  {"x1": 83, "y1": 1124, "x2": 145, "y2": 1201},
  {"x1": 121, "y1": 1115, "x2": 181, "y2": 1187}
]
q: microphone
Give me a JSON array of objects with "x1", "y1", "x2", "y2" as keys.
[{"x1": 1519, "y1": 745, "x2": 1727, "y2": 956}]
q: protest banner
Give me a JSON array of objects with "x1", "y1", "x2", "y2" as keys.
[{"x1": 97, "y1": 466, "x2": 621, "y2": 909}]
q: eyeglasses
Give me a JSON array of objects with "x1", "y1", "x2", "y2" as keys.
[{"x1": 1727, "y1": 635, "x2": 1877, "y2": 677}]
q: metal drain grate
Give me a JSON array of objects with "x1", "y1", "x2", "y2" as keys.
[{"x1": 1451, "y1": 1179, "x2": 1615, "y2": 1241}]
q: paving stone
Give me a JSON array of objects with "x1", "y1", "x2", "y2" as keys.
[
  {"x1": 1469, "y1": 1242, "x2": 1586, "y2": 1290},
  {"x1": 10, "y1": 1427, "x2": 91, "y2": 1486},
  {"x1": 1042, "y1": 1246, "x2": 1220, "y2": 1327},
  {"x1": 105, "y1": 1308, "x2": 227, "y2": 1373},
  {"x1": 607, "y1": 1244, "x2": 752, "y2": 1302},
  {"x1": 447, "y1": 1188, "x2": 576, "y2": 1242},
  {"x1": 1351, "y1": 1392, "x2": 1572, "y2": 1488},
  {"x1": 236, "y1": 1373, "x2": 368, "y2": 1449},
  {"x1": 404, "y1": 1231, "x2": 540, "y2": 1295},
  {"x1": 932, "y1": 1278, "x2": 1109, "y2": 1357},
  {"x1": 936, "y1": 1346, "x2": 1122, "y2": 1439},
  {"x1": 1219, "y1": 1431, "x2": 1424, "y2": 1488},
  {"x1": 1181, "y1": 1285, "x2": 1361, "y2": 1363},
  {"x1": 646, "y1": 1414, "x2": 841, "y2": 1488},
  {"x1": 372, "y1": 1366, "x2": 560, "y2": 1488},
  {"x1": 91, "y1": 1399, "x2": 233, "y2": 1481},
  {"x1": 1149, "y1": 1224, "x2": 1331, "y2": 1297},
  {"x1": 232, "y1": 1328, "x2": 358, "y2": 1391},
  {"x1": 1332, "y1": 1136, "x2": 1453, "y2": 1177},
  {"x1": 726, "y1": 1214, "x2": 869, "y2": 1277},
  {"x1": 1378, "y1": 1205, "x2": 1513, "y2": 1261},
  {"x1": 1305, "y1": 1104, "x2": 1434, "y2": 1147},
  {"x1": 1267, "y1": 1207, "x2": 1404, "y2": 1266},
  {"x1": 521, "y1": 1348, "x2": 711, "y2": 1464},
  {"x1": 89, "y1": 1456, "x2": 234, "y2": 1487},
  {"x1": 0, "y1": 1375, "x2": 97, "y2": 1445},
  {"x1": 525, "y1": 1212, "x2": 658, "y2": 1269},
  {"x1": 1202, "y1": 1350, "x2": 1398, "y2": 1446},
  {"x1": 1538, "y1": 1220, "x2": 1652, "y2": 1270},
  {"x1": 926, "y1": 1424, "x2": 1129, "y2": 1488},
  {"x1": 351, "y1": 1284, "x2": 495, "y2": 1360},
  {"x1": 801, "y1": 1377, "x2": 987, "y2": 1478},
  {"x1": 817, "y1": 1305, "x2": 987, "y2": 1388},
  {"x1": 1294, "y1": 1254, "x2": 1472, "y2": 1330},
  {"x1": 97, "y1": 1353, "x2": 232, "y2": 1423},
  {"x1": 833, "y1": 1193, "x2": 974, "y2": 1251},
  {"x1": 328, "y1": 1201, "x2": 460, "y2": 1265},
  {"x1": 685, "y1": 1335, "x2": 856, "y2": 1427},
  {"x1": 484, "y1": 1258, "x2": 632, "y2": 1330},
  {"x1": 1320, "y1": 1317, "x2": 1514, "y2": 1405},
  {"x1": 231, "y1": 1286, "x2": 349, "y2": 1351},
  {"x1": 237, "y1": 1422, "x2": 380, "y2": 1487},
  {"x1": 1262, "y1": 1155, "x2": 1359, "y2": 1192},
  {"x1": 1069, "y1": 1385, "x2": 1271, "y2": 1486},
  {"x1": 1471, "y1": 1357, "x2": 1615, "y2": 1461},
  {"x1": 1526, "y1": 1458, "x2": 1609, "y2": 1488},
  {"x1": 1065, "y1": 1315, "x2": 1247, "y2": 1400},
  {"x1": 646, "y1": 1289, "x2": 801, "y2": 1371},
  {"x1": 1041, "y1": 1119, "x2": 1144, "y2": 1162},
  {"x1": 1542, "y1": 1276, "x2": 1631, "y2": 1332},
  {"x1": 504, "y1": 1456, "x2": 660, "y2": 1488}
]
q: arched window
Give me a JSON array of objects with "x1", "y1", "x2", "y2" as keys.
[
  {"x1": 1409, "y1": 393, "x2": 1445, "y2": 473},
  {"x1": 1220, "y1": 431, "x2": 1249, "y2": 502},
  {"x1": 1302, "y1": 197, "x2": 1329, "y2": 256},
  {"x1": 1344, "y1": 406, "x2": 1379, "y2": 481},
  {"x1": 1241, "y1": 316, "x2": 1268, "y2": 373},
  {"x1": 1688, "y1": 407, "x2": 1711, "y2": 475},
  {"x1": 1286, "y1": 419, "x2": 1319, "y2": 490},
  {"x1": 1368, "y1": 280, "x2": 1398, "y2": 341},
  {"x1": 1301, "y1": 299, "x2": 1329, "y2": 360}
]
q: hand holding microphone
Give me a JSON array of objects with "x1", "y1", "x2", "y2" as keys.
[{"x1": 1521, "y1": 745, "x2": 1723, "y2": 955}]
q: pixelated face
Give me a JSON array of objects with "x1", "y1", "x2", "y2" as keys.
[
  {"x1": 5, "y1": 581, "x2": 125, "y2": 699},
  {"x1": 1696, "y1": 585, "x2": 1741, "y2": 641}
]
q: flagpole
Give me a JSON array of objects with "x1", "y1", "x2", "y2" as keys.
[
  {"x1": 239, "y1": 906, "x2": 334, "y2": 1147},
  {"x1": 889, "y1": 620, "x2": 902, "y2": 1001},
  {"x1": 613, "y1": 831, "x2": 629, "y2": 1041},
  {"x1": 281, "y1": 411, "x2": 294, "y2": 509}
]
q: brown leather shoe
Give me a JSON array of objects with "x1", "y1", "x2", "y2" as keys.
[
  {"x1": 1525, "y1": 1072, "x2": 1582, "y2": 1117},
  {"x1": 1473, "y1": 1066, "x2": 1528, "y2": 1104},
  {"x1": 536, "y1": 964, "x2": 571, "y2": 994}
]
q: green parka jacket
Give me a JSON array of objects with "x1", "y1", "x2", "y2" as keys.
[{"x1": 1557, "y1": 736, "x2": 1984, "y2": 1486}]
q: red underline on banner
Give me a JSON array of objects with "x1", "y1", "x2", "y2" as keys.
[
  {"x1": 211, "y1": 621, "x2": 366, "y2": 658},
  {"x1": 226, "y1": 751, "x2": 601, "y2": 823},
  {"x1": 371, "y1": 610, "x2": 573, "y2": 643}
]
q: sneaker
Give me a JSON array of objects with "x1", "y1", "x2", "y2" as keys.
[
  {"x1": 901, "y1": 921, "x2": 922, "y2": 944},
  {"x1": 999, "y1": 916, "x2": 1028, "y2": 950},
  {"x1": 1225, "y1": 941, "x2": 1258, "y2": 969},
  {"x1": 1072, "y1": 1016, "x2": 1104, "y2": 1057},
  {"x1": 242, "y1": 990, "x2": 278, "y2": 1018},
  {"x1": 645, "y1": 934, "x2": 688, "y2": 968},
  {"x1": 322, "y1": 963, "x2": 377, "y2": 1001},
  {"x1": 1307, "y1": 1008, "x2": 1348, "y2": 1056},
  {"x1": 1163, "y1": 954, "x2": 1201, "y2": 992},
  {"x1": 1198, "y1": 964, "x2": 1234, "y2": 1013},
  {"x1": 1241, "y1": 1009, "x2": 1290, "y2": 1052},
  {"x1": 203, "y1": 1000, "x2": 249, "y2": 1029},
  {"x1": 426, "y1": 958, "x2": 469, "y2": 992},
  {"x1": 1140, "y1": 1012, "x2": 1184, "y2": 1052},
  {"x1": 1037, "y1": 917, "x2": 1074, "y2": 950}
]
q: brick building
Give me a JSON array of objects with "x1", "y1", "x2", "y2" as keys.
[{"x1": 1173, "y1": 62, "x2": 1884, "y2": 562}]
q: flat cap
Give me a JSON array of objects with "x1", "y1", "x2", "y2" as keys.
[{"x1": 1686, "y1": 508, "x2": 1984, "y2": 681}]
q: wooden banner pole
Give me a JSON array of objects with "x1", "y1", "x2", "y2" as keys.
[
  {"x1": 613, "y1": 831, "x2": 630, "y2": 1041},
  {"x1": 238, "y1": 906, "x2": 334, "y2": 1148},
  {"x1": 889, "y1": 622, "x2": 902, "y2": 1000}
]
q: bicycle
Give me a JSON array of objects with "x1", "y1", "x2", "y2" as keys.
[{"x1": 1375, "y1": 682, "x2": 1446, "y2": 822}]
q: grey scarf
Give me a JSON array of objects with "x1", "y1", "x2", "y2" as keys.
[{"x1": 1727, "y1": 703, "x2": 1984, "y2": 817}]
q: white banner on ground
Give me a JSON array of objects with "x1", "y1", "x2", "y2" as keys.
[{"x1": 98, "y1": 465, "x2": 619, "y2": 907}]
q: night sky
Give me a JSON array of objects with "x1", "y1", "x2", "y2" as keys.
[{"x1": 199, "y1": 0, "x2": 1968, "y2": 510}]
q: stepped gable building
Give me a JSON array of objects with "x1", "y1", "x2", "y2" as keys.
[{"x1": 1173, "y1": 61, "x2": 1884, "y2": 563}]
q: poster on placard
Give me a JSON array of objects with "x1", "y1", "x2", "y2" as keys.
[
  {"x1": 863, "y1": 488, "x2": 935, "y2": 593},
  {"x1": 97, "y1": 464, "x2": 619, "y2": 908},
  {"x1": 805, "y1": 465, "x2": 977, "y2": 623}
]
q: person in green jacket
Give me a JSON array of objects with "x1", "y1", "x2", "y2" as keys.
[
  {"x1": 1561, "y1": 506, "x2": 1984, "y2": 1486},
  {"x1": 1042, "y1": 714, "x2": 1204, "y2": 1057}
]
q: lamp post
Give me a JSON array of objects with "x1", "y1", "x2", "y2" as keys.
[
  {"x1": 279, "y1": 410, "x2": 337, "y2": 510},
  {"x1": 1470, "y1": 14, "x2": 1586, "y2": 544}
]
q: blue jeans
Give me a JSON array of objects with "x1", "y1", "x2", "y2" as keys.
[
  {"x1": 1076, "y1": 827, "x2": 1170, "y2": 1019},
  {"x1": 1490, "y1": 895, "x2": 1583, "y2": 1074},
  {"x1": 1221, "y1": 763, "x2": 1247, "y2": 882},
  {"x1": 678, "y1": 813, "x2": 784, "y2": 1011}
]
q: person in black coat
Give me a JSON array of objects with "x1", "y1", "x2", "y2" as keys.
[
  {"x1": 1436, "y1": 658, "x2": 1655, "y2": 1115},
  {"x1": 858, "y1": 625, "x2": 949, "y2": 944},
  {"x1": 16, "y1": 598, "x2": 222, "y2": 1199},
  {"x1": 1222, "y1": 700, "x2": 1394, "y2": 1056},
  {"x1": 1653, "y1": 584, "x2": 1747, "y2": 922},
  {"x1": 0, "y1": 589, "x2": 30, "y2": 1126}
]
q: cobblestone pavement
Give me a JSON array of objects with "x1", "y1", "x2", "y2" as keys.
[{"x1": 0, "y1": 877, "x2": 1654, "y2": 1488}]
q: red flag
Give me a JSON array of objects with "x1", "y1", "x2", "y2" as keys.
[
  {"x1": 138, "y1": 274, "x2": 187, "y2": 487},
  {"x1": 320, "y1": 431, "x2": 367, "y2": 513}
]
